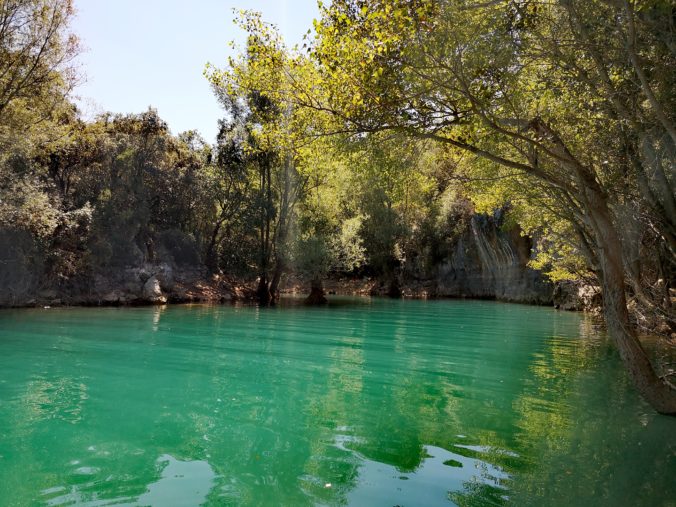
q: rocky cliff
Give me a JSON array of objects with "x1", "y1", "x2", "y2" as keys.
[
  {"x1": 434, "y1": 213, "x2": 554, "y2": 304},
  {"x1": 347, "y1": 212, "x2": 566, "y2": 305},
  {"x1": 0, "y1": 228, "x2": 234, "y2": 308},
  {"x1": 1, "y1": 213, "x2": 584, "y2": 308}
]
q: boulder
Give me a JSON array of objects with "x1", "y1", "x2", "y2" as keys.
[
  {"x1": 102, "y1": 291, "x2": 120, "y2": 304},
  {"x1": 553, "y1": 281, "x2": 601, "y2": 311},
  {"x1": 155, "y1": 263, "x2": 175, "y2": 291},
  {"x1": 143, "y1": 276, "x2": 167, "y2": 304}
]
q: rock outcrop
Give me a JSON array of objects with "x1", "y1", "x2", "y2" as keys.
[
  {"x1": 553, "y1": 281, "x2": 602, "y2": 311},
  {"x1": 434, "y1": 213, "x2": 553, "y2": 304},
  {"x1": 0, "y1": 261, "x2": 234, "y2": 308},
  {"x1": 0, "y1": 210, "x2": 590, "y2": 310},
  {"x1": 284, "y1": 212, "x2": 578, "y2": 306},
  {"x1": 142, "y1": 276, "x2": 167, "y2": 304}
]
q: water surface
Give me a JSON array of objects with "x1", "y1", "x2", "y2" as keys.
[{"x1": 0, "y1": 298, "x2": 674, "y2": 506}]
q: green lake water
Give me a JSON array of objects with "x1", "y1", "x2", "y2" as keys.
[{"x1": 0, "y1": 298, "x2": 674, "y2": 506}]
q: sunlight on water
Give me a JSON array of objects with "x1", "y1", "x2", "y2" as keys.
[{"x1": 0, "y1": 298, "x2": 674, "y2": 506}]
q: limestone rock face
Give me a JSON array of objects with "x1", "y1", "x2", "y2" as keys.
[
  {"x1": 0, "y1": 227, "x2": 233, "y2": 308},
  {"x1": 154, "y1": 263, "x2": 174, "y2": 291},
  {"x1": 435, "y1": 213, "x2": 553, "y2": 305},
  {"x1": 143, "y1": 276, "x2": 167, "y2": 304}
]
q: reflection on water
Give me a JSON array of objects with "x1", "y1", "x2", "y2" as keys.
[
  {"x1": 40, "y1": 455, "x2": 215, "y2": 507},
  {"x1": 138, "y1": 455, "x2": 216, "y2": 506},
  {"x1": 0, "y1": 298, "x2": 674, "y2": 506},
  {"x1": 345, "y1": 444, "x2": 509, "y2": 506}
]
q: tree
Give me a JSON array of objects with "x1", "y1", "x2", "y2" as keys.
[
  {"x1": 201, "y1": 120, "x2": 252, "y2": 274},
  {"x1": 0, "y1": 0, "x2": 81, "y2": 302},
  {"x1": 0, "y1": 0, "x2": 78, "y2": 135},
  {"x1": 207, "y1": 10, "x2": 331, "y2": 303},
  {"x1": 306, "y1": 0, "x2": 676, "y2": 413},
  {"x1": 0, "y1": 0, "x2": 79, "y2": 232}
]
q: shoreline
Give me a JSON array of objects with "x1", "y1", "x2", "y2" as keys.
[{"x1": 0, "y1": 274, "x2": 590, "y2": 311}]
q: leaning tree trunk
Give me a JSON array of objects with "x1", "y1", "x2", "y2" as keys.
[
  {"x1": 588, "y1": 189, "x2": 676, "y2": 414},
  {"x1": 269, "y1": 262, "x2": 284, "y2": 303}
]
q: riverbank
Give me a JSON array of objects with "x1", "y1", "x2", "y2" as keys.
[
  {"x1": 280, "y1": 275, "x2": 601, "y2": 312},
  {"x1": 0, "y1": 263, "x2": 246, "y2": 309},
  {"x1": 1, "y1": 266, "x2": 599, "y2": 312},
  {"x1": 4, "y1": 274, "x2": 673, "y2": 345}
]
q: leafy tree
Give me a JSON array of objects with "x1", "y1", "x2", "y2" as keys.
[
  {"x1": 0, "y1": 0, "x2": 78, "y2": 129},
  {"x1": 306, "y1": 0, "x2": 676, "y2": 413},
  {"x1": 207, "y1": 10, "x2": 334, "y2": 303}
]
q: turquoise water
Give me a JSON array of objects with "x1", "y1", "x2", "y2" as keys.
[{"x1": 0, "y1": 298, "x2": 674, "y2": 506}]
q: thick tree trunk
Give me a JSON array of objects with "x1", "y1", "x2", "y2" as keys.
[
  {"x1": 588, "y1": 189, "x2": 676, "y2": 414},
  {"x1": 305, "y1": 278, "x2": 327, "y2": 305},
  {"x1": 388, "y1": 275, "x2": 401, "y2": 298},
  {"x1": 257, "y1": 275, "x2": 271, "y2": 305},
  {"x1": 268, "y1": 154, "x2": 294, "y2": 304},
  {"x1": 525, "y1": 116, "x2": 675, "y2": 412}
]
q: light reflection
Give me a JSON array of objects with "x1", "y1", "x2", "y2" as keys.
[
  {"x1": 40, "y1": 455, "x2": 216, "y2": 507},
  {"x1": 344, "y1": 444, "x2": 508, "y2": 507},
  {"x1": 151, "y1": 306, "x2": 166, "y2": 332},
  {"x1": 137, "y1": 455, "x2": 216, "y2": 506}
]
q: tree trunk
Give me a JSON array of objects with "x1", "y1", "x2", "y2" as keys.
[
  {"x1": 526, "y1": 116, "x2": 676, "y2": 413},
  {"x1": 388, "y1": 275, "x2": 401, "y2": 298},
  {"x1": 257, "y1": 275, "x2": 271, "y2": 305},
  {"x1": 305, "y1": 278, "x2": 328, "y2": 305},
  {"x1": 256, "y1": 157, "x2": 272, "y2": 305},
  {"x1": 269, "y1": 262, "x2": 283, "y2": 303},
  {"x1": 205, "y1": 221, "x2": 222, "y2": 274},
  {"x1": 268, "y1": 153, "x2": 294, "y2": 303},
  {"x1": 587, "y1": 188, "x2": 676, "y2": 414}
]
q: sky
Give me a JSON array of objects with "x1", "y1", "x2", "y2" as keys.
[{"x1": 72, "y1": 0, "x2": 320, "y2": 143}]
